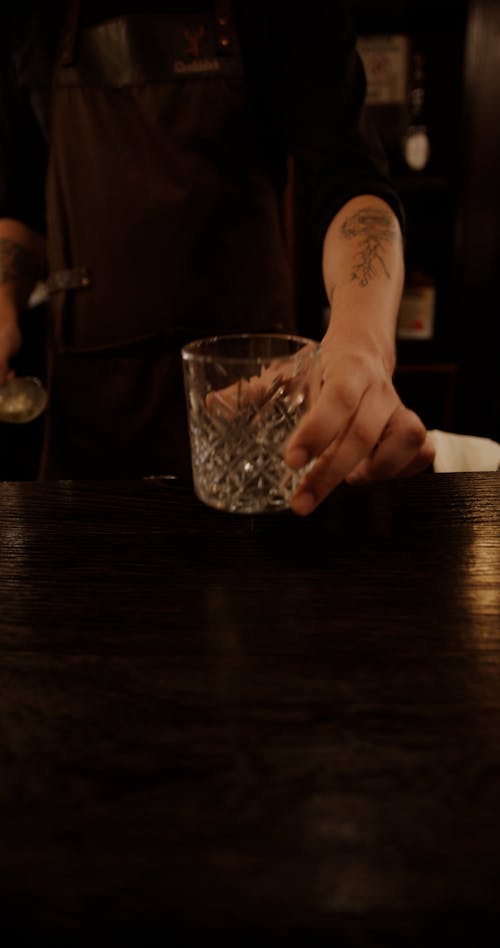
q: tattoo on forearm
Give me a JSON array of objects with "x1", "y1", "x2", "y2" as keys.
[
  {"x1": 0, "y1": 238, "x2": 41, "y2": 287},
  {"x1": 341, "y1": 207, "x2": 397, "y2": 287}
]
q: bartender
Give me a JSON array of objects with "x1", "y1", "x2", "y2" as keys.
[{"x1": 0, "y1": 2, "x2": 434, "y2": 514}]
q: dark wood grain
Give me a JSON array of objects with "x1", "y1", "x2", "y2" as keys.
[{"x1": 0, "y1": 473, "x2": 499, "y2": 945}]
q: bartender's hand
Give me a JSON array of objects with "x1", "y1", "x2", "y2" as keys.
[
  {"x1": 283, "y1": 194, "x2": 437, "y2": 517},
  {"x1": 285, "y1": 331, "x2": 435, "y2": 516}
]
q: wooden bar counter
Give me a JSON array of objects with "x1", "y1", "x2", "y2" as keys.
[{"x1": 0, "y1": 472, "x2": 499, "y2": 945}]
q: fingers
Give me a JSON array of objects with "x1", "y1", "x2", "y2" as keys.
[
  {"x1": 285, "y1": 361, "x2": 374, "y2": 469},
  {"x1": 288, "y1": 389, "x2": 433, "y2": 516},
  {"x1": 290, "y1": 383, "x2": 399, "y2": 515},
  {"x1": 397, "y1": 431, "x2": 436, "y2": 477},
  {"x1": 345, "y1": 407, "x2": 433, "y2": 485}
]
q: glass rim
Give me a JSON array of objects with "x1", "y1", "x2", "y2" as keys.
[
  {"x1": 0, "y1": 374, "x2": 45, "y2": 391},
  {"x1": 181, "y1": 332, "x2": 320, "y2": 364}
]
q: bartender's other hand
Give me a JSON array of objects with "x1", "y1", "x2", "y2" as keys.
[
  {"x1": 0, "y1": 318, "x2": 22, "y2": 385},
  {"x1": 285, "y1": 344, "x2": 435, "y2": 516}
]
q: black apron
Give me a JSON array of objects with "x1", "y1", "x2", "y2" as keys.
[{"x1": 40, "y1": 1, "x2": 295, "y2": 479}]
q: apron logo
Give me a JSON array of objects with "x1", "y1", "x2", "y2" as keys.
[
  {"x1": 174, "y1": 23, "x2": 221, "y2": 76},
  {"x1": 183, "y1": 25, "x2": 205, "y2": 60}
]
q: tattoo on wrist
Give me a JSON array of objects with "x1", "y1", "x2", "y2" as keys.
[
  {"x1": 341, "y1": 207, "x2": 397, "y2": 287},
  {"x1": 0, "y1": 238, "x2": 41, "y2": 287}
]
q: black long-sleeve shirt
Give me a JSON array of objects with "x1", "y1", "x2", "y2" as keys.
[{"x1": 0, "y1": 1, "x2": 404, "y2": 249}]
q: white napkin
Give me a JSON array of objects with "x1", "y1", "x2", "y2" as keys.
[{"x1": 428, "y1": 429, "x2": 500, "y2": 473}]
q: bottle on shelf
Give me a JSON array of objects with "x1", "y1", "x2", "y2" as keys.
[
  {"x1": 402, "y1": 51, "x2": 431, "y2": 173},
  {"x1": 397, "y1": 268, "x2": 436, "y2": 341}
]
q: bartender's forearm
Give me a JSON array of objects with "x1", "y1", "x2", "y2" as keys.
[
  {"x1": 321, "y1": 194, "x2": 404, "y2": 370},
  {"x1": 0, "y1": 218, "x2": 46, "y2": 317}
]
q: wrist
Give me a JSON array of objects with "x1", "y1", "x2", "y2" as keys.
[{"x1": 323, "y1": 301, "x2": 397, "y2": 376}]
